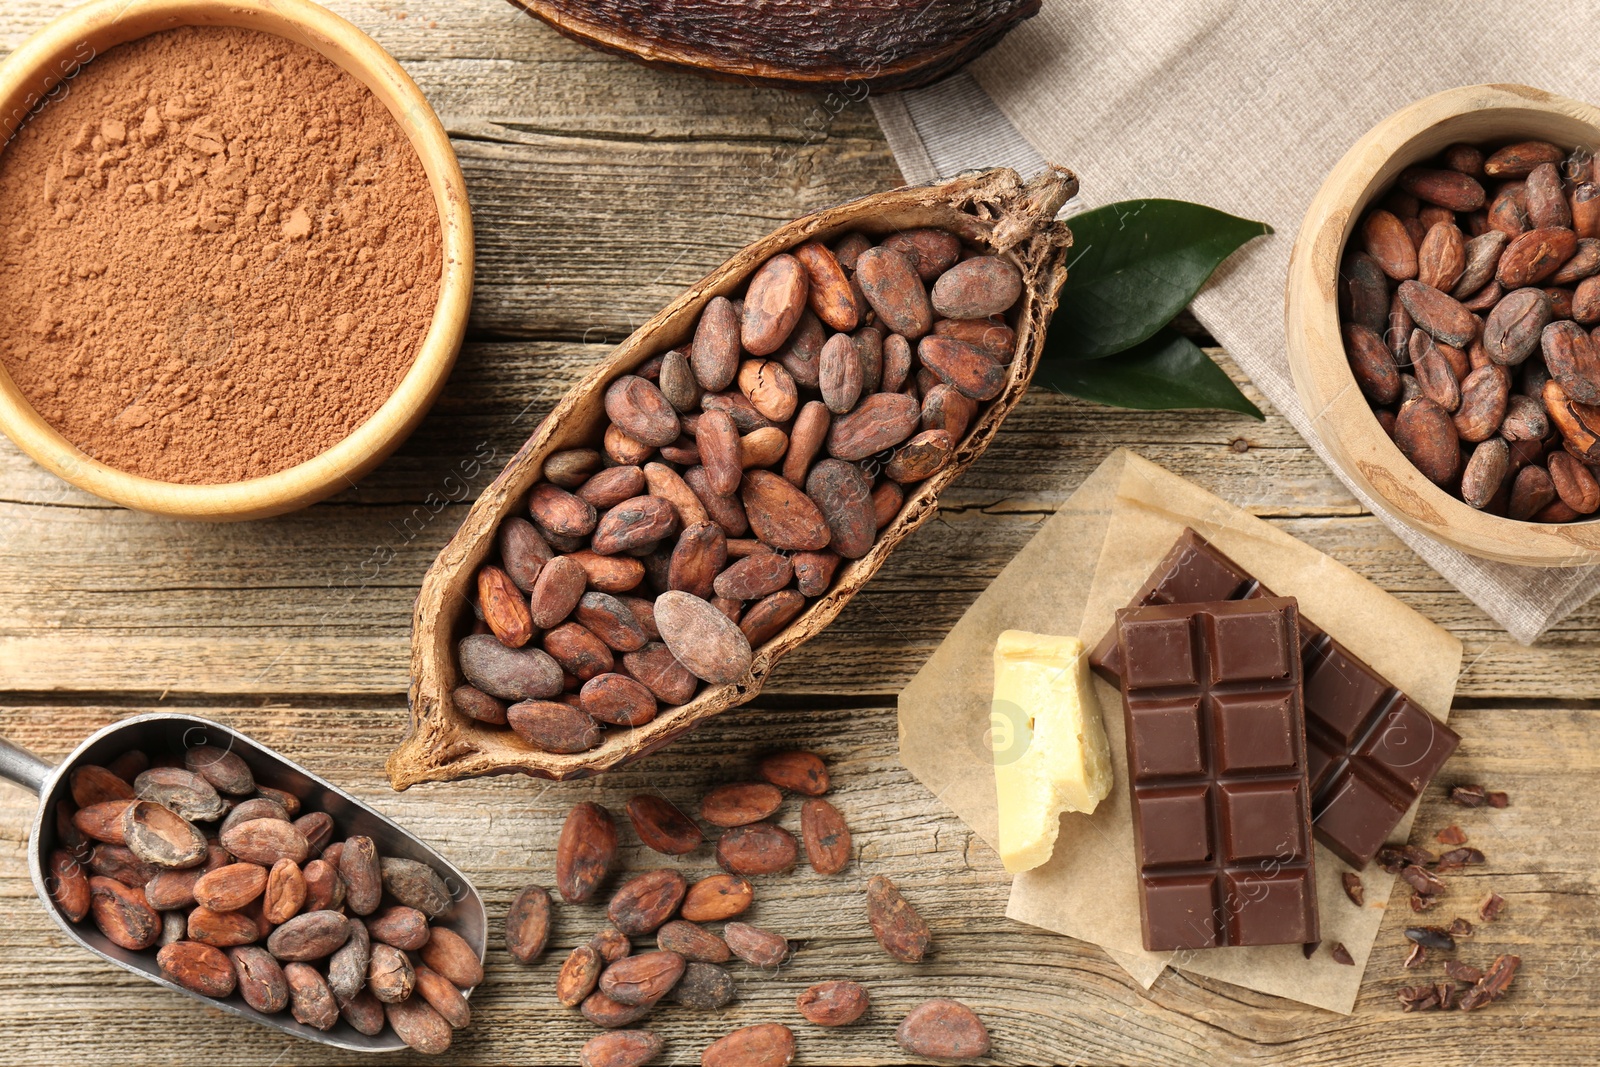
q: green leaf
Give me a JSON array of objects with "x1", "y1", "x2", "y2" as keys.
[
  {"x1": 1037, "y1": 329, "x2": 1263, "y2": 419},
  {"x1": 1050, "y1": 199, "x2": 1272, "y2": 360}
]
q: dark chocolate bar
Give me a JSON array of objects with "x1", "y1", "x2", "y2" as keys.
[
  {"x1": 1091, "y1": 529, "x2": 1460, "y2": 870},
  {"x1": 1118, "y1": 597, "x2": 1318, "y2": 951}
]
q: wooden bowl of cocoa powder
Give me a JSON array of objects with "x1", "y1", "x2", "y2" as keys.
[
  {"x1": 0, "y1": 0, "x2": 472, "y2": 521},
  {"x1": 1287, "y1": 83, "x2": 1600, "y2": 567}
]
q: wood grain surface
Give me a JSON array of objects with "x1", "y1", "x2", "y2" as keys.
[{"x1": 1, "y1": 2, "x2": 1595, "y2": 1064}]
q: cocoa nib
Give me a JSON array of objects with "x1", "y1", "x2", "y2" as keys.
[
  {"x1": 1435, "y1": 825, "x2": 1468, "y2": 845},
  {"x1": 1460, "y1": 954, "x2": 1521, "y2": 1011},
  {"x1": 1409, "y1": 892, "x2": 1442, "y2": 913},
  {"x1": 1399, "y1": 984, "x2": 1442, "y2": 1012},
  {"x1": 1487, "y1": 791, "x2": 1510, "y2": 808},
  {"x1": 1404, "y1": 942, "x2": 1428, "y2": 969},
  {"x1": 1449, "y1": 784, "x2": 1489, "y2": 807},
  {"x1": 1376, "y1": 847, "x2": 1407, "y2": 874},
  {"x1": 1405, "y1": 925, "x2": 1457, "y2": 952},
  {"x1": 1436, "y1": 847, "x2": 1485, "y2": 872},
  {"x1": 1445, "y1": 960, "x2": 1484, "y2": 984},
  {"x1": 1331, "y1": 942, "x2": 1354, "y2": 966},
  {"x1": 1401, "y1": 864, "x2": 1448, "y2": 897},
  {"x1": 1479, "y1": 891, "x2": 1507, "y2": 922},
  {"x1": 1447, "y1": 917, "x2": 1475, "y2": 940},
  {"x1": 1342, "y1": 872, "x2": 1365, "y2": 907}
]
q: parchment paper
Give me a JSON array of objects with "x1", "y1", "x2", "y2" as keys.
[{"x1": 897, "y1": 450, "x2": 1464, "y2": 1013}]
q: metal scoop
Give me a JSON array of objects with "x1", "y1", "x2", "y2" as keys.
[{"x1": 0, "y1": 712, "x2": 486, "y2": 1053}]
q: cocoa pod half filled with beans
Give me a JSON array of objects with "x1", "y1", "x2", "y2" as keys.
[{"x1": 397, "y1": 167, "x2": 1076, "y2": 786}]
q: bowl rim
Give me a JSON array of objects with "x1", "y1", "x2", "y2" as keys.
[
  {"x1": 1285, "y1": 81, "x2": 1600, "y2": 567},
  {"x1": 0, "y1": 0, "x2": 473, "y2": 521}
]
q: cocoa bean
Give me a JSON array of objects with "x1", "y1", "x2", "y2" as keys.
[
  {"x1": 1455, "y1": 365, "x2": 1511, "y2": 442},
  {"x1": 692, "y1": 296, "x2": 741, "y2": 391},
  {"x1": 559, "y1": 944, "x2": 604, "y2": 1007},
  {"x1": 291, "y1": 812, "x2": 334, "y2": 857},
  {"x1": 897, "y1": 999, "x2": 990, "y2": 1062},
  {"x1": 453, "y1": 684, "x2": 508, "y2": 725},
  {"x1": 542, "y1": 622, "x2": 615, "y2": 681},
  {"x1": 659, "y1": 349, "x2": 703, "y2": 414},
  {"x1": 1543, "y1": 319, "x2": 1600, "y2": 403},
  {"x1": 881, "y1": 228, "x2": 961, "y2": 280},
  {"x1": 231, "y1": 945, "x2": 289, "y2": 1013},
  {"x1": 47, "y1": 849, "x2": 90, "y2": 922},
  {"x1": 1344, "y1": 323, "x2": 1401, "y2": 403},
  {"x1": 600, "y1": 950, "x2": 685, "y2": 1006},
  {"x1": 681, "y1": 873, "x2": 753, "y2": 922},
  {"x1": 544, "y1": 448, "x2": 603, "y2": 489},
  {"x1": 1397, "y1": 280, "x2": 1477, "y2": 348},
  {"x1": 608, "y1": 869, "x2": 688, "y2": 936},
  {"x1": 723, "y1": 921, "x2": 789, "y2": 968},
  {"x1": 800, "y1": 797, "x2": 852, "y2": 875},
  {"x1": 582, "y1": 928, "x2": 625, "y2": 964},
  {"x1": 419, "y1": 926, "x2": 483, "y2": 989},
  {"x1": 819, "y1": 332, "x2": 864, "y2": 414},
  {"x1": 415, "y1": 964, "x2": 472, "y2": 1029},
  {"x1": 716, "y1": 823, "x2": 798, "y2": 876},
  {"x1": 1461, "y1": 438, "x2": 1510, "y2": 509},
  {"x1": 89, "y1": 876, "x2": 159, "y2": 949},
  {"x1": 700, "y1": 783, "x2": 783, "y2": 828},
  {"x1": 88, "y1": 843, "x2": 157, "y2": 887},
  {"x1": 459, "y1": 632, "x2": 564, "y2": 702},
  {"x1": 795, "y1": 241, "x2": 858, "y2": 332},
  {"x1": 1394, "y1": 397, "x2": 1463, "y2": 485},
  {"x1": 758, "y1": 750, "x2": 830, "y2": 795},
  {"x1": 622, "y1": 643, "x2": 699, "y2": 705},
  {"x1": 260, "y1": 859, "x2": 306, "y2": 924},
  {"x1": 625, "y1": 794, "x2": 704, "y2": 856},
  {"x1": 579, "y1": 466, "x2": 650, "y2": 510},
  {"x1": 792, "y1": 550, "x2": 840, "y2": 597},
  {"x1": 1340, "y1": 252, "x2": 1390, "y2": 334},
  {"x1": 1418, "y1": 221, "x2": 1466, "y2": 291},
  {"x1": 673, "y1": 961, "x2": 737, "y2": 1010},
  {"x1": 739, "y1": 590, "x2": 806, "y2": 647},
  {"x1": 857, "y1": 246, "x2": 933, "y2": 338},
  {"x1": 339, "y1": 835, "x2": 382, "y2": 916},
  {"x1": 327, "y1": 917, "x2": 371, "y2": 999},
  {"x1": 581, "y1": 1030, "x2": 663, "y2": 1067},
  {"x1": 918, "y1": 334, "x2": 1008, "y2": 401},
  {"x1": 1483, "y1": 286, "x2": 1551, "y2": 365},
  {"x1": 1499, "y1": 227, "x2": 1580, "y2": 288},
  {"x1": 157, "y1": 940, "x2": 236, "y2": 998},
  {"x1": 380, "y1": 856, "x2": 453, "y2": 919},
  {"x1": 1399, "y1": 167, "x2": 1487, "y2": 210},
  {"x1": 479, "y1": 564, "x2": 534, "y2": 647},
  {"x1": 1361, "y1": 209, "x2": 1418, "y2": 279},
  {"x1": 193, "y1": 862, "x2": 269, "y2": 912},
  {"x1": 593, "y1": 495, "x2": 680, "y2": 556},
  {"x1": 797, "y1": 980, "x2": 870, "y2": 1027},
  {"x1": 302, "y1": 859, "x2": 346, "y2": 913},
  {"x1": 1525, "y1": 162, "x2": 1573, "y2": 229},
  {"x1": 369, "y1": 904, "x2": 431, "y2": 951},
  {"x1": 934, "y1": 316, "x2": 1015, "y2": 357},
  {"x1": 657, "y1": 919, "x2": 730, "y2": 963},
  {"x1": 742, "y1": 254, "x2": 809, "y2": 356},
  {"x1": 279, "y1": 962, "x2": 338, "y2": 1030},
  {"x1": 702, "y1": 1023, "x2": 796, "y2": 1067},
  {"x1": 704, "y1": 389, "x2": 776, "y2": 433},
  {"x1": 1553, "y1": 238, "x2": 1600, "y2": 284},
  {"x1": 529, "y1": 482, "x2": 599, "y2": 538},
  {"x1": 1510, "y1": 463, "x2": 1558, "y2": 520},
  {"x1": 931, "y1": 255, "x2": 1023, "y2": 318},
  {"x1": 1548, "y1": 451, "x2": 1600, "y2": 513},
  {"x1": 73, "y1": 799, "x2": 133, "y2": 844},
  {"x1": 135, "y1": 768, "x2": 225, "y2": 823},
  {"x1": 254, "y1": 786, "x2": 299, "y2": 818},
  {"x1": 182, "y1": 745, "x2": 255, "y2": 796},
  {"x1": 71, "y1": 764, "x2": 134, "y2": 807},
  {"x1": 867, "y1": 874, "x2": 931, "y2": 963},
  {"x1": 775, "y1": 308, "x2": 826, "y2": 388},
  {"x1": 581, "y1": 989, "x2": 654, "y2": 1029},
  {"x1": 505, "y1": 884, "x2": 552, "y2": 965},
  {"x1": 1452, "y1": 230, "x2": 1509, "y2": 298},
  {"x1": 921, "y1": 383, "x2": 977, "y2": 444},
  {"x1": 336, "y1": 987, "x2": 383, "y2": 1035},
  {"x1": 886, "y1": 429, "x2": 954, "y2": 483},
  {"x1": 711, "y1": 551, "x2": 790, "y2": 601},
  {"x1": 803, "y1": 458, "x2": 875, "y2": 559},
  {"x1": 367, "y1": 941, "x2": 416, "y2": 1003},
  {"x1": 826, "y1": 392, "x2": 921, "y2": 460},
  {"x1": 606, "y1": 376, "x2": 681, "y2": 448},
  {"x1": 654, "y1": 589, "x2": 754, "y2": 684},
  {"x1": 1485, "y1": 141, "x2": 1565, "y2": 178},
  {"x1": 558, "y1": 802, "x2": 617, "y2": 903},
  {"x1": 683, "y1": 466, "x2": 750, "y2": 538},
  {"x1": 1411, "y1": 332, "x2": 1462, "y2": 412},
  {"x1": 221, "y1": 818, "x2": 309, "y2": 867},
  {"x1": 268, "y1": 910, "x2": 351, "y2": 961},
  {"x1": 578, "y1": 673, "x2": 657, "y2": 728},
  {"x1": 855, "y1": 323, "x2": 885, "y2": 393},
  {"x1": 386, "y1": 996, "x2": 454, "y2": 1054},
  {"x1": 186, "y1": 905, "x2": 258, "y2": 948}
]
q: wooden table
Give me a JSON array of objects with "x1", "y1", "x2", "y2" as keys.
[{"x1": 0, "y1": 2, "x2": 1594, "y2": 1063}]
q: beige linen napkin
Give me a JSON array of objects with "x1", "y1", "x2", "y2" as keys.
[
  {"x1": 897, "y1": 449, "x2": 1462, "y2": 1011},
  {"x1": 870, "y1": 2, "x2": 1600, "y2": 644}
]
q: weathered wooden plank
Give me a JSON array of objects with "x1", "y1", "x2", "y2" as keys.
[{"x1": 0, "y1": 700, "x2": 1587, "y2": 1065}]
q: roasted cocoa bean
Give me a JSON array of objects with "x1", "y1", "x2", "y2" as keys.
[
  {"x1": 186, "y1": 905, "x2": 258, "y2": 948},
  {"x1": 579, "y1": 466, "x2": 649, "y2": 510},
  {"x1": 73, "y1": 800, "x2": 133, "y2": 845},
  {"x1": 415, "y1": 965, "x2": 472, "y2": 1029},
  {"x1": 381, "y1": 857, "x2": 453, "y2": 919},
  {"x1": 268, "y1": 910, "x2": 351, "y2": 961},
  {"x1": 1399, "y1": 167, "x2": 1486, "y2": 210},
  {"x1": 338, "y1": 835, "x2": 382, "y2": 916},
  {"x1": 716, "y1": 823, "x2": 798, "y2": 876},
  {"x1": 804, "y1": 458, "x2": 875, "y2": 558},
  {"x1": 742, "y1": 254, "x2": 809, "y2": 356},
  {"x1": 193, "y1": 862, "x2": 269, "y2": 912},
  {"x1": 1454, "y1": 365, "x2": 1511, "y2": 442},
  {"x1": 479, "y1": 564, "x2": 534, "y2": 647},
  {"x1": 654, "y1": 590, "x2": 754, "y2": 684},
  {"x1": 673, "y1": 961, "x2": 737, "y2": 1010},
  {"x1": 581, "y1": 1030, "x2": 664, "y2": 1067},
  {"x1": 758, "y1": 750, "x2": 830, "y2": 795},
  {"x1": 826, "y1": 391, "x2": 921, "y2": 460},
  {"x1": 659, "y1": 349, "x2": 703, "y2": 414},
  {"x1": 800, "y1": 797, "x2": 852, "y2": 875},
  {"x1": 692, "y1": 296, "x2": 741, "y2": 391},
  {"x1": 1499, "y1": 227, "x2": 1580, "y2": 288},
  {"x1": 529, "y1": 482, "x2": 599, "y2": 539},
  {"x1": 504, "y1": 884, "x2": 552, "y2": 965},
  {"x1": 702, "y1": 1023, "x2": 796, "y2": 1067},
  {"x1": 221, "y1": 818, "x2": 309, "y2": 868},
  {"x1": 886, "y1": 429, "x2": 954, "y2": 482},
  {"x1": 182, "y1": 745, "x2": 254, "y2": 796},
  {"x1": 1510, "y1": 463, "x2": 1559, "y2": 520},
  {"x1": 544, "y1": 448, "x2": 603, "y2": 489},
  {"x1": 622, "y1": 643, "x2": 699, "y2": 705},
  {"x1": 327, "y1": 917, "x2": 371, "y2": 999},
  {"x1": 819, "y1": 331, "x2": 864, "y2": 414},
  {"x1": 89, "y1": 876, "x2": 160, "y2": 950},
  {"x1": 1361, "y1": 209, "x2": 1418, "y2": 279},
  {"x1": 71, "y1": 765, "x2": 134, "y2": 807},
  {"x1": 368, "y1": 942, "x2": 416, "y2": 1003},
  {"x1": 739, "y1": 590, "x2": 806, "y2": 646},
  {"x1": 883, "y1": 228, "x2": 962, "y2": 280},
  {"x1": 1461, "y1": 438, "x2": 1510, "y2": 509},
  {"x1": 581, "y1": 989, "x2": 655, "y2": 1030},
  {"x1": 1452, "y1": 229, "x2": 1509, "y2": 298},
  {"x1": 231, "y1": 945, "x2": 289, "y2": 1012},
  {"x1": 386, "y1": 996, "x2": 453, "y2": 1054},
  {"x1": 856, "y1": 246, "x2": 933, "y2": 338},
  {"x1": 135, "y1": 768, "x2": 226, "y2": 822},
  {"x1": 47, "y1": 849, "x2": 90, "y2": 922},
  {"x1": 1484, "y1": 287, "x2": 1552, "y2": 365},
  {"x1": 1397, "y1": 280, "x2": 1477, "y2": 347},
  {"x1": 606, "y1": 376, "x2": 681, "y2": 449},
  {"x1": 419, "y1": 926, "x2": 483, "y2": 990},
  {"x1": 931, "y1": 255, "x2": 1022, "y2": 318},
  {"x1": 558, "y1": 944, "x2": 604, "y2": 1007},
  {"x1": 599, "y1": 949, "x2": 685, "y2": 1006},
  {"x1": 1341, "y1": 252, "x2": 1390, "y2": 333},
  {"x1": 723, "y1": 921, "x2": 789, "y2": 968},
  {"x1": 918, "y1": 334, "x2": 1008, "y2": 400},
  {"x1": 1549, "y1": 451, "x2": 1600, "y2": 513},
  {"x1": 369, "y1": 904, "x2": 431, "y2": 951},
  {"x1": 582, "y1": 673, "x2": 659, "y2": 728},
  {"x1": 1543, "y1": 318, "x2": 1600, "y2": 403},
  {"x1": 459, "y1": 633, "x2": 564, "y2": 702}
]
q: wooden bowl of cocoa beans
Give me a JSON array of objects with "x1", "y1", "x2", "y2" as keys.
[
  {"x1": 1287, "y1": 83, "x2": 1600, "y2": 566},
  {"x1": 390, "y1": 166, "x2": 1077, "y2": 786}
]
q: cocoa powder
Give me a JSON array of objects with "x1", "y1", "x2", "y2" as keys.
[{"x1": 0, "y1": 27, "x2": 441, "y2": 484}]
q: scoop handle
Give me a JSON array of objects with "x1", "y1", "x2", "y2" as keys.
[{"x1": 0, "y1": 735, "x2": 51, "y2": 795}]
